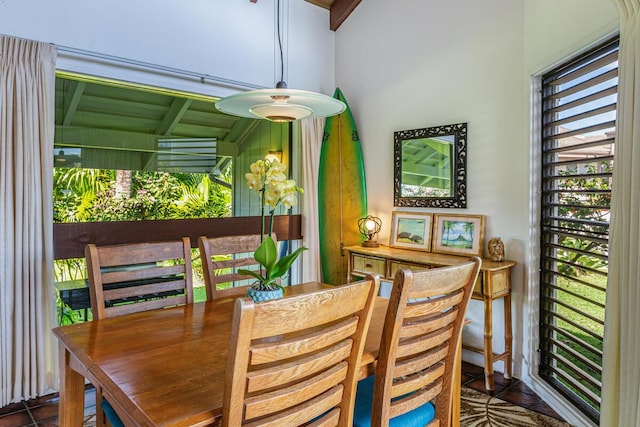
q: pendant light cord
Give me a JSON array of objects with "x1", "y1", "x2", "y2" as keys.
[{"x1": 276, "y1": 0, "x2": 286, "y2": 88}]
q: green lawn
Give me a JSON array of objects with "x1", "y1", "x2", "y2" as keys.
[
  {"x1": 551, "y1": 273, "x2": 607, "y2": 410},
  {"x1": 194, "y1": 285, "x2": 207, "y2": 302}
]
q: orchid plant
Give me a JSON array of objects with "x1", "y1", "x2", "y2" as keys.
[
  {"x1": 244, "y1": 157, "x2": 302, "y2": 237},
  {"x1": 239, "y1": 157, "x2": 306, "y2": 291}
]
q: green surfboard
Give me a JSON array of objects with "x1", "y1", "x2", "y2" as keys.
[{"x1": 318, "y1": 88, "x2": 367, "y2": 285}]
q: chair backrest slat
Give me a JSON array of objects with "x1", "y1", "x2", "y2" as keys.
[
  {"x1": 390, "y1": 379, "x2": 442, "y2": 418},
  {"x1": 399, "y1": 309, "x2": 458, "y2": 338},
  {"x1": 372, "y1": 257, "x2": 481, "y2": 427},
  {"x1": 104, "y1": 296, "x2": 189, "y2": 319},
  {"x1": 100, "y1": 264, "x2": 185, "y2": 284},
  {"x1": 245, "y1": 363, "x2": 348, "y2": 419},
  {"x1": 213, "y1": 257, "x2": 259, "y2": 270},
  {"x1": 393, "y1": 343, "x2": 449, "y2": 378},
  {"x1": 247, "y1": 340, "x2": 352, "y2": 392},
  {"x1": 223, "y1": 276, "x2": 380, "y2": 426},
  {"x1": 95, "y1": 241, "x2": 188, "y2": 266},
  {"x1": 250, "y1": 317, "x2": 357, "y2": 365},
  {"x1": 102, "y1": 278, "x2": 187, "y2": 300}
]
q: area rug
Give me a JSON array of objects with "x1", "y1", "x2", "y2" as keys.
[{"x1": 461, "y1": 386, "x2": 572, "y2": 426}]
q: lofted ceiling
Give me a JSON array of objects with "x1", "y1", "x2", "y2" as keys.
[
  {"x1": 54, "y1": 1, "x2": 362, "y2": 170},
  {"x1": 251, "y1": 0, "x2": 361, "y2": 30}
]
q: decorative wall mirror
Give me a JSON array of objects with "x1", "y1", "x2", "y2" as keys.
[{"x1": 393, "y1": 122, "x2": 467, "y2": 208}]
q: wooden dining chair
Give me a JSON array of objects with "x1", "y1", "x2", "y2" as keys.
[
  {"x1": 85, "y1": 237, "x2": 194, "y2": 427},
  {"x1": 198, "y1": 234, "x2": 276, "y2": 300},
  {"x1": 353, "y1": 257, "x2": 481, "y2": 427},
  {"x1": 85, "y1": 237, "x2": 194, "y2": 319},
  {"x1": 222, "y1": 275, "x2": 380, "y2": 426}
]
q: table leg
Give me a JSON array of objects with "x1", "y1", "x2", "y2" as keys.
[
  {"x1": 483, "y1": 294, "x2": 495, "y2": 390},
  {"x1": 58, "y1": 344, "x2": 85, "y2": 426},
  {"x1": 503, "y1": 293, "x2": 513, "y2": 380}
]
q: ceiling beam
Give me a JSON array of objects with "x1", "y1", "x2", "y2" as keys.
[
  {"x1": 156, "y1": 98, "x2": 192, "y2": 135},
  {"x1": 304, "y1": 0, "x2": 361, "y2": 31},
  {"x1": 329, "y1": 0, "x2": 361, "y2": 31},
  {"x1": 223, "y1": 118, "x2": 260, "y2": 146},
  {"x1": 55, "y1": 125, "x2": 240, "y2": 154},
  {"x1": 62, "y1": 81, "x2": 86, "y2": 126}
]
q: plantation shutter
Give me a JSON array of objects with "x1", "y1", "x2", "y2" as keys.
[{"x1": 539, "y1": 37, "x2": 618, "y2": 423}]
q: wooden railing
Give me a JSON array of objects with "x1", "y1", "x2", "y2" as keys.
[{"x1": 53, "y1": 215, "x2": 303, "y2": 260}]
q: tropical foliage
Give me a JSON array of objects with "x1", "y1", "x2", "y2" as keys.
[
  {"x1": 555, "y1": 163, "x2": 610, "y2": 276},
  {"x1": 54, "y1": 166, "x2": 232, "y2": 321},
  {"x1": 54, "y1": 168, "x2": 231, "y2": 223}
]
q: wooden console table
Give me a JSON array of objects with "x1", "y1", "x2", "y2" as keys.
[{"x1": 344, "y1": 244, "x2": 516, "y2": 390}]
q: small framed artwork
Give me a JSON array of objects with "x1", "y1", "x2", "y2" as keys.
[
  {"x1": 432, "y1": 214, "x2": 485, "y2": 256},
  {"x1": 389, "y1": 211, "x2": 433, "y2": 251}
]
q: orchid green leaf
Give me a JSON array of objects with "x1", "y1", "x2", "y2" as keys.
[
  {"x1": 254, "y1": 236, "x2": 278, "y2": 275},
  {"x1": 237, "y1": 269, "x2": 264, "y2": 282},
  {"x1": 270, "y1": 246, "x2": 308, "y2": 279}
]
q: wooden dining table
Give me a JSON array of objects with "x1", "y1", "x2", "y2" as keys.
[{"x1": 53, "y1": 281, "x2": 462, "y2": 426}]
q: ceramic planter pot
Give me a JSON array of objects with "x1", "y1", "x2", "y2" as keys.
[{"x1": 245, "y1": 286, "x2": 284, "y2": 302}]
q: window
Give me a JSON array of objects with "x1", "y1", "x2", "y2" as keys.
[
  {"x1": 53, "y1": 72, "x2": 300, "y2": 324},
  {"x1": 539, "y1": 37, "x2": 618, "y2": 423},
  {"x1": 54, "y1": 73, "x2": 238, "y2": 223}
]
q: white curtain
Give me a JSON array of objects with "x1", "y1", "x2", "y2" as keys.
[
  {"x1": 300, "y1": 117, "x2": 325, "y2": 283},
  {"x1": 600, "y1": 2, "x2": 640, "y2": 425},
  {"x1": 0, "y1": 36, "x2": 57, "y2": 406}
]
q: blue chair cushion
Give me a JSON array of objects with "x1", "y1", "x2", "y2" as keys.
[
  {"x1": 101, "y1": 398, "x2": 125, "y2": 427},
  {"x1": 353, "y1": 375, "x2": 435, "y2": 427}
]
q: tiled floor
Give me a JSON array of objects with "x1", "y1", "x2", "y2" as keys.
[
  {"x1": 460, "y1": 361, "x2": 564, "y2": 420},
  {"x1": 0, "y1": 362, "x2": 564, "y2": 426},
  {"x1": 0, "y1": 384, "x2": 95, "y2": 427}
]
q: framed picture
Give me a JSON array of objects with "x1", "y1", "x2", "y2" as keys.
[
  {"x1": 432, "y1": 214, "x2": 485, "y2": 256},
  {"x1": 389, "y1": 211, "x2": 433, "y2": 251}
]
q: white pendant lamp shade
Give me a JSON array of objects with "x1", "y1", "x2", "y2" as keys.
[
  {"x1": 215, "y1": 0, "x2": 345, "y2": 122},
  {"x1": 215, "y1": 84, "x2": 346, "y2": 122}
]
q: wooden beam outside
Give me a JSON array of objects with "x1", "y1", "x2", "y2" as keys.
[
  {"x1": 157, "y1": 97, "x2": 192, "y2": 135},
  {"x1": 62, "y1": 81, "x2": 86, "y2": 126},
  {"x1": 54, "y1": 215, "x2": 303, "y2": 259}
]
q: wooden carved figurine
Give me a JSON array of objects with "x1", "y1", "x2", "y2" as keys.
[{"x1": 488, "y1": 237, "x2": 505, "y2": 262}]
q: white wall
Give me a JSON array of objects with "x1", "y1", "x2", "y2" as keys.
[
  {"x1": 0, "y1": 0, "x2": 336, "y2": 98},
  {"x1": 335, "y1": 0, "x2": 617, "y2": 424},
  {"x1": 334, "y1": 0, "x2": 528, "y2": 369}
]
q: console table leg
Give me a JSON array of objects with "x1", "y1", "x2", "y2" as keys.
[
  {"x1": 503, "y1": 293, "x2": 513, "y2": 380},
  {"x1": 483, "y1": 294, "x2": 495, "y2": 390}
]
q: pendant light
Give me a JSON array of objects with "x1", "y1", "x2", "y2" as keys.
[{"x1": 215, "y1": 0, "x2": 345, "y2": 122}]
